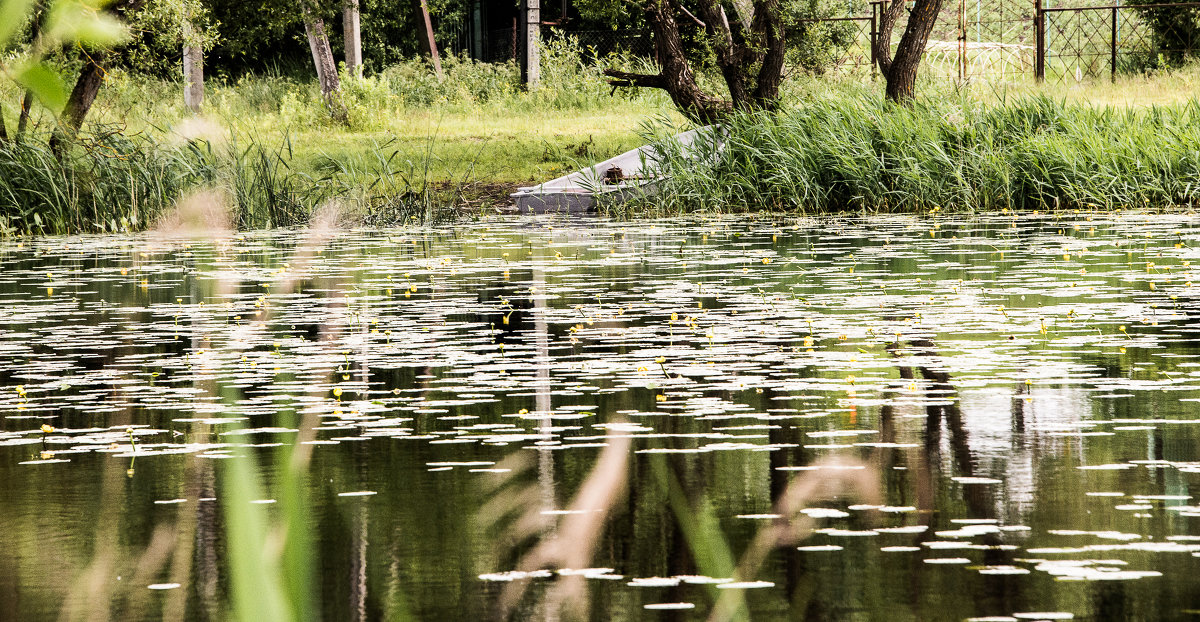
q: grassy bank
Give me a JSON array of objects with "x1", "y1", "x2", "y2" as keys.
[
  {"x1": 0, "y1": 40, "x2": 674, "y2": 234},
  {"x1": 638, "y1": 88, "x2": 1200, "y2": 215},
  {"x1": 5, "y1": 49, "x2": 1200, "y2": 232}
]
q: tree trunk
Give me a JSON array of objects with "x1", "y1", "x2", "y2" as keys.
[
  {"x1": 302, "y1": 7, "x2": 349, "y2": 124},
  {"x1": 49, "y1": 0, "x2": 145, "y2": 154},
  {"x1": 0, "y1": 103, "x2": 8, "y2": 143},
  {"x1": 17, "y1": 89, "x2": 34, "y2": 137},
  {"x1": 604, "y1": 0, "x2": 732, "y2": 123},
  {"x1": 750, "y1": 0, "x2": 786, "y2": 106},
  {"x1": 342, "y1": 0, "x2": 361, "y2": 76},
  {"x1": 873, "y1": 0, "x2": 943, "y2": 102},
  {"x1": 413, "y1": 0, "x2": 443, "y2": 79},
  {"x1": 603, "y1": 0, "x2": 784, "y2": 122},
  {"x1": 183, "y1": 24, "x2": 204, "y2": 112},
  {"x1": 524, "y1": 0, "x2": 540, "y2": 88},
  {"x1": 50, "y1": 48, "x2": 108, "y2": 155},
  {"x1": 18, "y1": 0, "x2": 47, "y2": 138}
]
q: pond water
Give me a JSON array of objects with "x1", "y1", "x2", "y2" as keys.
[{"x1": 4, "y1": 214, "x2": 1200, "y2": 621}]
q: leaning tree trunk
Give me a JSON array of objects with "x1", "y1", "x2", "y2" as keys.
[
  {"x1": 603, "y1": 0, "x2": 785, "y2": 123},
  {"x1": 17, "y1": 1, "x2": 46, "y2": 138},
  {"x1": 50, "y1": 48, "x2": 109, "y2": 155},
  {"x1": 17, "y1": 87, "x2": 35, "y2": 136},
  {"x1": 873, "y1": 0, "x2": 944, "y2": 101},
  {"x1": 49, "y1": 0, "x2": 145, "y2": 155},
  {"x1": 302, "y1": 4, "x2": 349, "y2": 124},
  {"x1": 413, "y1": 0, "x2": 443, "y2": 79},
  {"x1": 342, "y1": 0, "x2": 361, "y2": 76}
]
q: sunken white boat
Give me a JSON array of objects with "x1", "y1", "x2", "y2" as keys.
[{"x1": 511, "y1": 126, "x2": 721, "y2": 214}]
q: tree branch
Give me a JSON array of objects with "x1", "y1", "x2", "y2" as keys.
[
  {"x1": 602, "y1": 68, "x2": 667, "y2": 89},
  {"x1": 677, "y1": 3, "x2": 706, "y2": 27},
  {"x1": 874, "y1": 0, "x2": 906, "y2": 75},
  {"x1": 751, "y1": 0, "x2": 785, "y2": 105}
]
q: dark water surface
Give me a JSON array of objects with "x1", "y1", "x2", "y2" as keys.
[{"x1": 4, "y1": 214, "x2": 1200, "y2": 621}]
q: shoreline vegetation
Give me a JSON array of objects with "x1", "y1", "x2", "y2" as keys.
[
  {"x1": 641, "y1": 90, "x2": 1200, "y2": 215},
  {"x1": 0, "y1": 42, "x2": 672, "y2": 235},
  {"x1": 3, "y1": 41, "x2": 1200, "y2": 234}
]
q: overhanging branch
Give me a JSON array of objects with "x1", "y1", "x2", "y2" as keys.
[{"x1": 603, "y1": 68, "x2": 667, "y2": 89}]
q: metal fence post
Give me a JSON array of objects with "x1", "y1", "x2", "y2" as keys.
[
  {"x1": 870, "y1": 1, "x2": 878, "y2": 77},
  {"x1": 526, "y1": 0, "x2": 540, "y2": 88},
  {"x1": 958, "y1": 0, "x2": 967, "y2": 82},
  {"x1": 1035, "y1": 0, "x2": 1045, "y2": 81},
  {"x1": 1110, "y1": 6, "x2": 1118, "y2": 81}
]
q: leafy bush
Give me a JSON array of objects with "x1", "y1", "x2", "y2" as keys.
[
  {"x1": 786, "y1": 0, "x2": 867, "y2": 73},
  {"x1": 1125, "y1": 0, "x2": 1200, "y2": 70}
]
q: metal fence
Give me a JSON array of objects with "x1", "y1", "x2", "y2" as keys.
[
  {"x1": 456, "y1": 1, "x2": 1198, "y2": 83},
  {"x1": 473, "y1": 27, "x2": 655, "y2": 64},
  {"x1": 1039, "y1": 2, "x2": 1200, "y2": 81},
  {"x1": 802, "y1": 0, "x2": 1037, "y2": 80},
  {"x1": 805, "y1": 0, "x2": 1200, "y2": 82}
]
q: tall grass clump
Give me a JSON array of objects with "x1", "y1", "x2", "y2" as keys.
[
  {"x1": 220, "y1": 134, "x2": 322, "y2": 229},
  {"x1": 644, "y1": 94, "x2": 1200, "y2": 214},
  {"x1": 0, "y1": 127, "x2": 466, "y2": 236},
  {"x1": 0, "y1": 130, "x2": 218, "y2": 235}
]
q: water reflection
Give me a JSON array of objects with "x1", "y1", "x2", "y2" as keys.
[{"x1": 5, "y1": 214, "x2": 1200, "y2": 620}]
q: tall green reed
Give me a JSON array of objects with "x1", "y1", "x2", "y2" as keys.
[
  {"x1": 0, "y1": 128, "x2": 216, "y2": 235},
  {"x1": 642, "y1": 95, "x2": 1200, "y2": 214},
  {"x1": 0, "y1": 127, "x2": 468, "y2": 236}
]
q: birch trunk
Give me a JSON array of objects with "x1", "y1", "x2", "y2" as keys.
[
  {"x1": 183, "y1": 44, "x2": 203, "y2": 111},
  {"x1": 524, "y1": 0, "x2": 540, "y2": 88},
  {"x1": 183, "y1": 20, "x2": 204, "y2": 112},
  {"x1": 302, "y1": 5, "x2": 349, "y2": 124},
  {"x1": 343, "y1": 0, "x2": 361, "y2": 76}
]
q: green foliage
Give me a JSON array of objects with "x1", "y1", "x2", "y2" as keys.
[
  {"x1": 120, "y1": 0, "x2": 220, "y2": 77},
  {"x1": 43, "y1": 0, "x2": 128, "y2": 46},
  {"x1": 14, "y1": 63, "x2": 66, "y2": 113},
  {"x1": 374, "y1": 54, "x2": 520, "y2": 108},
  {"x1": 786, "y1": 0, "x2": 865, "y2": 73},
  {"x1": 645, "y1": 92, "x2": 1200, "y2": 214},
  {"x1": 1125, "y1": 0, "x2": 1200, "y2": 69},
  {"x1": 352, "y1": 36, "x2": 653, "y2": 111},
  {"x1": 358, "y1": 0, "x2": 423, "y2": 70},
  {"x1": 0, "y1": 0, "x2": 36, "y2": 46},
  {"x1": 1, "y1": 0, "x2": 129, "y2": 115},
  {"x1": 572, "y1": 0, "x2": 648, "y2": 29},
  {"x1": 204, "y1": 0, "x2": 306, "y2": 73}
]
